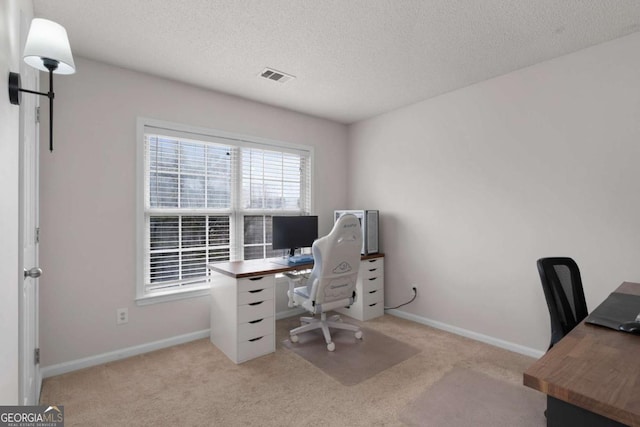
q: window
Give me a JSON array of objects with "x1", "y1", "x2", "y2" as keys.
[{"x1": 137, "y1": 119, "x2": 312, "y2": 303}]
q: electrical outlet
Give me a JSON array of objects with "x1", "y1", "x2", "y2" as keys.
[{"x1": 116, "y1": 308, "x2": 128, "y2": 325}]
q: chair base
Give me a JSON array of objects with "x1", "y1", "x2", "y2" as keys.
[{"x1": 290, "y1": 312, "x2": 363, "y2": 351}]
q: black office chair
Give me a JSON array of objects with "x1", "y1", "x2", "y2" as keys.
[{"x1": 536, "y1": 257, "x2": 588, "y2": 350}]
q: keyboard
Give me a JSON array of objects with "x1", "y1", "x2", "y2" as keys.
[{"x1": 288, "y1": 255, "x2": 314, "y2": 265}]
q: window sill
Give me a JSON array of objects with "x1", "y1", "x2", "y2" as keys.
[{"x1": 135, "y1": 284, "x2": 210, "y2": 306}]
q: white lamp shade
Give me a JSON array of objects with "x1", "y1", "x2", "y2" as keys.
[{"x1": 23, "y1": 18, "x2": 75, "y2": 75}]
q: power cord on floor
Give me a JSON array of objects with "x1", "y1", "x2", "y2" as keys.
[{"x1": 384, "y1": 287, "x2": 417, "y2": 310}]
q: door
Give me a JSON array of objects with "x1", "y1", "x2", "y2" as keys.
[{"x1": 18, "y1": 12, "x2": 40, "y2": 405}]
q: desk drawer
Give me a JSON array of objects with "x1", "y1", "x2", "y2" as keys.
[
  {"x1": 238, "y1": 334, "x2": 274, "y2": 362},
  {"x1": 359, "y1": 258, "x2": 384, "y2": 277},
  {"x1": 358, "y1": 266, "x2": 384, "y2": 280},
  {"x1": 237, "y1": 275, "x2": 275, "y2": 292},
  {"x1": 238, "y1": 317, "x2": 274, "y2": 342},
  {"x1": 362, "y1": 301, "x2": 384, "y2": 320},
  {"x1": 362, "y1": 288, "x2": 384, "y2": 305},
  {"x1": 238, "y1": 287, "x2": 275, "y2": 305},
  {"x1": 362, "y1": 275, "x2": 383, "y2": 292},
  {"x1": 238, "y1": 300, "x2": 273, "y2": 323}
]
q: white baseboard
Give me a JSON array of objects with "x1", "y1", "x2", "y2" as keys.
[
  {"x1": 41, "y1": 329, "x2": 211, "y2": 379},
  {"x1": 386, "y1": 309, "x2": 545, "y2": 359}
]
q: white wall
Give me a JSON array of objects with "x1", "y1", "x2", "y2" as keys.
[
  {"x1": 39, "y1": 57, "x2": 349, "y2": 366},
  {"x1": 0, "y1": 0, "x2": 33, "y2": 404},
  {"x1": 348, "y1": 32, "x2": 640, "y2": 352}
]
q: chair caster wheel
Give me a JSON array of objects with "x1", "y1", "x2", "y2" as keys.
[
  {"x1": 327, "y1": 342, "x2": 335, "y2": 351},
  {"x1": 355, "y1": 331, "x2": 363, "y2": 339},
  {"x1": 290, "y1": 334, "x2": 299, "y2": 343}
]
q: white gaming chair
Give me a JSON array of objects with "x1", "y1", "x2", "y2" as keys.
[{"x1": 287, "y1": 214, "x2": 364, "y2": 351}]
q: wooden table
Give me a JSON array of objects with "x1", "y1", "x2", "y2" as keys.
[
  {"x1": 524, "y1": 282, "x2": 640, "y2": 427},
  {"x1": 207, "y1": 254, "x2": 384, "y2": 364},
  {"x1": 209, "y1": 253, "x2": 384, "y2": 278}
]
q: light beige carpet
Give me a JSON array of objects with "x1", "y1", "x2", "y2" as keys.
[
  {"x1": 400, "y1": 368, "x2": 546, "y2": 426},
  {"x1": 40, "y1": 315, "x2": 542, "y2": 426},
  {"x1": 282, "y1": 325, "x2": 420, "y2": 385}
]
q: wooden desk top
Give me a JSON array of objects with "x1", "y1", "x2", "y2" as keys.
[
  {"x1": 523, "y1": 282, "x2": 640, "y2": 426},
  {"x1": 208, "y1": 253, "x2": 384, "y2": 279}
]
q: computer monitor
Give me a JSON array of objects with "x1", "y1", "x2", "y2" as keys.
[{"x1": 272, "y1": 215, "x2": 318, "y2": 257}]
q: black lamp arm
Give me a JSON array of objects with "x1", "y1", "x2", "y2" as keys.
[
  {"x1": 8, "y1": 64, "x2": 56, "y2": 152},
  {"x1": 15, "y1": 86, "x2": 50, "y2": 98}
]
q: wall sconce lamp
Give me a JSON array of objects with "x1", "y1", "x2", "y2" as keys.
[{"x1": 8, "y1": 18, "x2": 75, "y2": 152}]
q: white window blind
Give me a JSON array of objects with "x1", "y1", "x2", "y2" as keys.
[
  {"x1": 139, "y1": 121, "x2": 312, "y2": 299},
  {"x1": 242, "y1": 148, "x2": 310, "y2": 210}
]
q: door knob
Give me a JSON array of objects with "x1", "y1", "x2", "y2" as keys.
[{"x1": 24, "y1": 267, "x2": 42, "y2": 279}]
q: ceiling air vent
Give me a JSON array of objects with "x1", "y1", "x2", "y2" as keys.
[{"x1": 260, "y1": 67, "x2": 295, "y2": 84}]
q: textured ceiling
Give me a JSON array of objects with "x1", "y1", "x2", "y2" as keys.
[{"x1": 33, "y1": 0, "x2": 640, "y2": 124}]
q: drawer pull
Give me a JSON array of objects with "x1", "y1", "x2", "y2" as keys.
[
  {"x1": 368, "y1": 277, "x2": 377, "y2": 281},
  {"x1": 368, "y1": 259, "x2": 377, "y2": 263},
  {"x1": 369, "y1": 303, "x2": 378, "y2": 307},
  {"x1": 249, "y1": 301, "x2": 264, "y2": 306},
  {"x1": 249, "y1": 318, "x2": 264, "y2": 324},
  {"x1": 249, "y1": 336, "x2": 264, "y2": 342},
  {"x1": 249, "y1": 289, "x2": 264, "y2": 294},
  {"x1": 368, "y1": 290, "x2": 377, "y2": 294},
  {"x1": 368, "y1": 268, "x2": 377, "y2": 272},
  {"x1": 249, "y1": 277, "x2": 264, "y2": 281}
]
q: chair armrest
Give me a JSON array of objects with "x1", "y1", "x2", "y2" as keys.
[{"x1": 284, "y1": 272, "x2": 307, "y2": 308}]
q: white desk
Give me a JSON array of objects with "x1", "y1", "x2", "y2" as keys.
[{"x1": 208, "y1": 254, "x2": 384, "y2": 364}]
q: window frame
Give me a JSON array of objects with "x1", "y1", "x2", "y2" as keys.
[{"x1": 136, "y1": 118, "x2": 314, "y2": 305}]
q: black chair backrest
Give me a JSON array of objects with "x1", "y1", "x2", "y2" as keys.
[{"x1": 536, "y1": 257, "x2": 588, "y2": 349}]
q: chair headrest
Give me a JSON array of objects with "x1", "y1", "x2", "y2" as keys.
[{"x1": 314, "y1": 214, "x2": 362, "y2": 262}]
